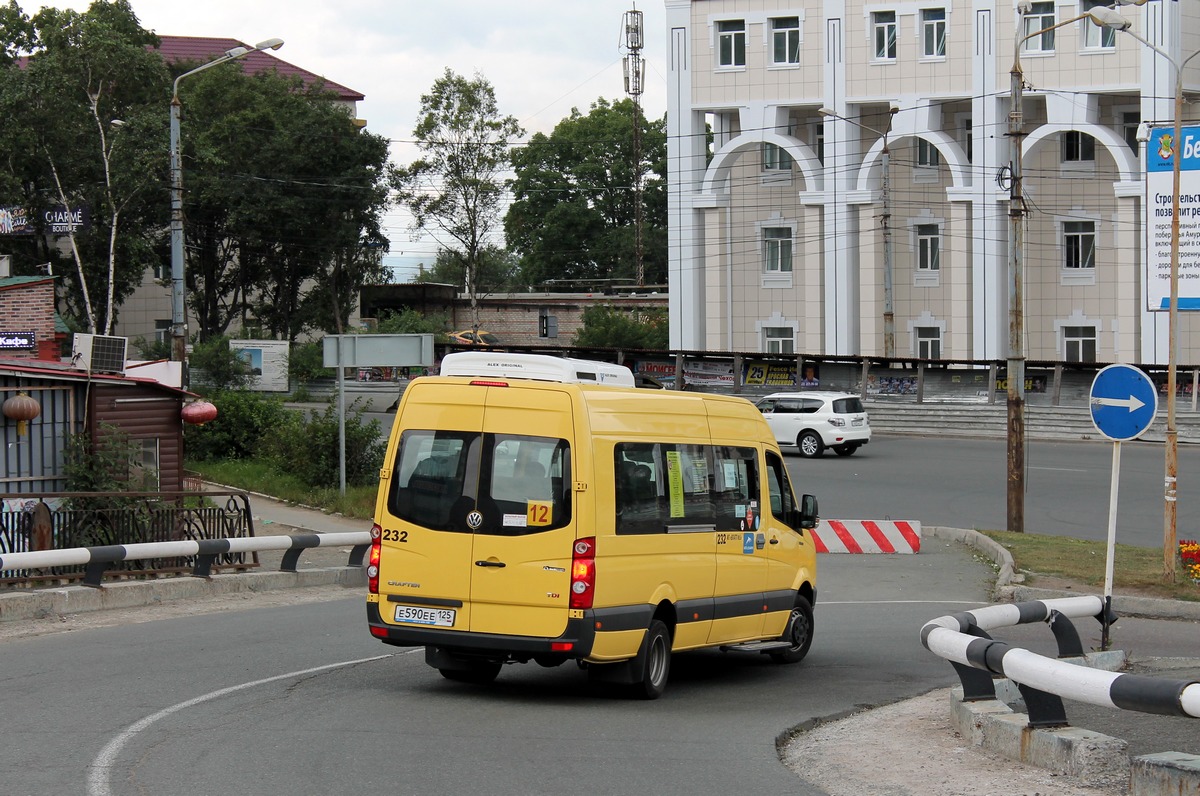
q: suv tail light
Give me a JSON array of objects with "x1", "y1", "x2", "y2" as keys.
[
  {"x1": 367, "y1": 524, "x2": 382, "y2": 594},
  {"x1": 569, "y1": 537, "x2": 596, "y2": 610}
]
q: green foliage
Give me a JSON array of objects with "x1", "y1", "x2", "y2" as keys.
[
  {"x1": 189, "y1": 336, "x2": 253, "y2": 392},
  {"x1": 374, "y1": 307, "x2": 450, "y2": 336},
  {"x1": 64, "y1": 423, "x2": 155, "y2": 496},
  {"x1": 391, "y1": 69, "x2": 523, "y2": 327},
  {"x1": 131, "y1": 335, "x2": 171, "y2": 360},
  {"x1": 262, "y1": 401, "x2": 385, "y2": 487},
  {"x1": 414, "y1": 245, "x2": 519, "y2": 294},
  {"x1": 289, "y1": 340, "x2": 333, "y2": 384},
  {"x1": 186, "y1": 458, "x2": 378, "y2": 519},
  {"x1": 572, "y1": 305, "x2": 669, "y2": 350},
  {"x1": 506, "y1": 97, "x2": 668, "y2": 289},
  {"x1": 184, "y1": 389, "x2": 288, "y2": 461}
]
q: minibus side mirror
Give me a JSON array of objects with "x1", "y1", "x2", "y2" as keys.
[{"x1": 796, "y1": 494, "x2": 819, "y2": 530}]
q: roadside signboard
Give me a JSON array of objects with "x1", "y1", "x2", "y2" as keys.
[
  {"x1": 1145, "y1": 124, "x2": 1200, "y2": 311},
  {"x1": 1089, "y1": 364, "x2": 1158, "y2": 441}
]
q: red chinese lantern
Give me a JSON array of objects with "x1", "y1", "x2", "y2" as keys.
[
  {"x1": 181, "y1": 400, "x2": 218, "y2": 426},
  {"x1": 3, "y1": 391, "x2": 40, "y2": 436}
]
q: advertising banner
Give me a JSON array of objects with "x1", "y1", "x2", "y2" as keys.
[
  {"x1": 1145, "y1": 125, "x2": 1200, "y2": 311},
  {"x1": 0, "y1": 204, "x2": 91, "y2": 235}
]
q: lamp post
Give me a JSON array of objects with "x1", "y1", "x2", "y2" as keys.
[
  {"x1": 169, "y1": 38, "x2": 283, "y2": 372},
  {"x1": 819, "y1": 107, "x2": 898, "y2": 358},
  {"x1": 1005, "y1": 6, "x2": 1125, "y2": 532},
  {"x1": 1096, "y1": 6, "x2": 1200, "y2": 581}
]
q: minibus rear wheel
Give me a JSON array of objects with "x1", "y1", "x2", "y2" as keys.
[
  {"x1": 631, "y1": 619, "x2": 671, "y2": 700},
  {"x1": 769, "y1": 595, "x2": 814, "y2": 664}
]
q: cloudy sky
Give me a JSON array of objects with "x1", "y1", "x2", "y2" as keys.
[{"x1": 31, "y1": 0, "x2": 669, "y2": 279}]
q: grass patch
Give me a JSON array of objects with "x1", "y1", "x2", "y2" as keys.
[
  {"x1": 186, "y1": 459, "x2": 378, "y2": 520},
  {"x1": 982, "y1": 530, "x2": 1200, "y2": 603}
]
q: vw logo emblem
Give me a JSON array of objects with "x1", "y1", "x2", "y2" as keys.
[{"x1": 466, "y1": 510, "x2": 484, "y2": 530}]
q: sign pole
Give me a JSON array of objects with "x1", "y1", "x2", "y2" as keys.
[{"x1": 1102, "y1": 439, "x2": 1120, "y2": 651}]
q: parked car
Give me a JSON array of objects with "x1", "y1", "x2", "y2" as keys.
[
  {"x1": 754, "y1": 391, "x2": 871, "y2": 458},
  {"x1": 447, "y1": 329, "x2": 501, "y2": 346}
]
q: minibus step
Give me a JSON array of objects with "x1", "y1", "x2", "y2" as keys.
[{"x1": 720, "y1": 640, "x2": 792, "y2": 653}]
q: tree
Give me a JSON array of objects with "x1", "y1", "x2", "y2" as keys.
[
  {"x1": 180, "y1": 67, "x2": 391, "y2": 342},
  {"x1": 391, "y1": 69, "x2": 524, "y2": 330},
  {"x1": 414, "y1": 245, "x2": 519, "y2": 293},
  {"x1": 505, "y1": 97, "x2": 667, "y2": 290},
  {"x1": 8, "y1": 1, "x2": 168, "y2": 333},
  {"x1": 572, "y1": 305, "x2": 668, "y2": 350}
]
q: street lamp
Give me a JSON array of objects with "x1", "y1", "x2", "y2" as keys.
[
  {"x1": 169, "y1": 38, "x2": 284, "y2": 373},
  {"x1": 819, "y1": 106, "x2": 898, "y2": 358},
  {"x1": 1005, "y1": 6, "x2": 1126, "y2": 532},
  {"x1": 1095, "y1": 5, "x2": 1200, "y2": 581}
]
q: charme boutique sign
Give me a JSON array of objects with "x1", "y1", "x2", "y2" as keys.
[
  {"x1": 0, "y1": 332, "x2": 35, "y2": 349},
  {"x1": 0, "y1": 204, "x2": 91, "y2": 235}
]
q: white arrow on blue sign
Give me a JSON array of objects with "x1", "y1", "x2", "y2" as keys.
[{"x1": 1089, "y1": 364, "x2": 1158, "y2": 441}]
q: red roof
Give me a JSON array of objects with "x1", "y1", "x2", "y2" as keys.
[{"x1": 153, "y1": 35, "x2": 364, "y2": 102}]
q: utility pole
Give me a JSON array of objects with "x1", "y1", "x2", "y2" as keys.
[{"x1": 623, "y1": 5, "x2": 646, "y2": 286}]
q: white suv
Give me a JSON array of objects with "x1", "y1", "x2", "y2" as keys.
[{"x1": 755, "y1": 392, "x2": 871, "y2": 458}]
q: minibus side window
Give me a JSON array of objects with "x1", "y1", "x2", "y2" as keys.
[
  {"x1": 615, "y1": 443, "x2": 662, "y2": 534},
  {"x1": 713, "y1": 446, "x2": 758, "y2": 531},
  {"x1": 765, "y1": 450, "x2": 800, "y2": 532}
]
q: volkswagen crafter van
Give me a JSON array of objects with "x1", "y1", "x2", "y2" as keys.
[{"x1": 366, "y1": 352, "x2": 819, "y2": 698}]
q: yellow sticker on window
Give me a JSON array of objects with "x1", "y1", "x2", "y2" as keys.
[{"x1": 527, "y1": 500, "x2": 553, "y2": 526}]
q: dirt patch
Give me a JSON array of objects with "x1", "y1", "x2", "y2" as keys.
[{"x1": 784, "y1": 689, "x2": 1125, "y2": 796}]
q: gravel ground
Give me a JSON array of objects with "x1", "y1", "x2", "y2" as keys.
[{"x1": 783, "y1": 689, "x2": 1127, "y2": 796}]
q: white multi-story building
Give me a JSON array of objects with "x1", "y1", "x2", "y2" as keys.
[{"x1": 665, "y1": 0, "x2": 1200, "y2": 366}]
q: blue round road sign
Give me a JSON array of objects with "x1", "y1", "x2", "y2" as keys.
[{"x1": 1089, "y1": 364, "x2": 1158, "y2": 441}]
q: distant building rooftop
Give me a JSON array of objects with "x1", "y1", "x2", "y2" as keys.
[{"x1": 153, "y1": 35, "x2": 364, "y2": 102}]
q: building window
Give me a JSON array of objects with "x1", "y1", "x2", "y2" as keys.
[
  {"x1": 762, "y1": 142, "x2": 793, "y2": 172},
  {"x1": 1063, "y1": 221, "x2": 1096, "y2": 269},
  {"x1": 1063, "y1": 326, "x2": 1097, "y2": 362},
  {"x1": 1122, "y1": 111, "x2": 1141, "y2": 151},
  {"x1": 962, "y1": 118, "x2": 973, "y2": 163},
  {"x1": 1082, "y1": 0, "x2": 1117, "y2": 49},
  {"x1": 153, "y1": 261, "x2": 168, "y2": 280},
  {"x1": 130, "y1": 438, "x2": 161, "y2": 490},
  {"x1": 917, "y1": 224, "x2": 940, "y2": 271},
  {"x1": 810, "y1": 122, "x2": 825, "y2": 164},
  {"x1": 763, "y1": 326, "x2": 795, "y2": 354},
  {"x1": 718, "y1": 20, "x2": 746, "y2": 67},
  {"x1": 772, "y1": 17, "x2": 800, "y2": 65},
  {"x1": 1022, "y1": 2, "x2": 1056, "y2": 53},
  {"x1": 763, "y1": 227, "x2": 793, "y2": 273},
  {"x1": 916, "y1": 139, "x2": 941, "y2": 167},
  {"x1": 916, "y1": 326, "x2": 942, "y2": 359},
  {"x1": 873, "y1": 12, "x2": 897, "y2": 60},
  {"x1": 154, "y1": 319, "x2": 171, "y2": 344},
  {"x1": 921, "y1": 9, "x2": 946, "y2": 57},
  {"x1": 1061, "y1": 131, "x2": 1095, "y2": 163}
]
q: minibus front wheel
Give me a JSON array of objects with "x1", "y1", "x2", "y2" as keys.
[{"x1": 769, "y1": 595, "x2": 814, "y2": 664}]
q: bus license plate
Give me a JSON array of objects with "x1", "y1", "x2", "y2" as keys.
[{"x1": 394, "y1": 605, "x2": 456, "y2": 627}]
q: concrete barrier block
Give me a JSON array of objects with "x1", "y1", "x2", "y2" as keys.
[
  {"x1": 1131, "y1": 751, "x2": 1200, "y2": 796},
  {"x1": 980, "y1": 712, "x2": 1128, "y2": 788},
  {"x1": 948, "y1": 687, "x2": 1014, "y2": 746}
]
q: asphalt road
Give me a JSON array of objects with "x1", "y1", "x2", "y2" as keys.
[
  {"x1": 783, "y1": 433, "x2": 1200, "y2": 548},
  {"x1": 2, "y1": 548, "x2": 998, "y2": 796}
]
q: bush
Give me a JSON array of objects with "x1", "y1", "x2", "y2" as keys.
[
  {"x1": 189, "y1": 336, "x2": 253, "y2": 392},
  {"x1": 262, "y1": 400, "x2": 385, "y2": 487},
  {"x1": 289, "y1": 340, "x2": 333, "y2": 385},
  {"x1": 184, "y1": 390, "x2": 289, "y2": 461}
]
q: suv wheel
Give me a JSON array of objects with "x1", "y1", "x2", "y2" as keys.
[
  {"x1": 833, "y1": 444, "x2": 857, "y2": 457},
  {"x1": 798, "y1": 431, "x2": 824, "y2": 458}
]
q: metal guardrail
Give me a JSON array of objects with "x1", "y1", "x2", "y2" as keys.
[
  {"x1": 921, "y1": 596, "x2": 1200, "y2": 727},
  {"x1": 0, "y1": 531, "x2": 371, "y2": 588}
]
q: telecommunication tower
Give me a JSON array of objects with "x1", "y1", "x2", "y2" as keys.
[{"x1": 622, "y1": 6, "x2": 646, "y2": 286}]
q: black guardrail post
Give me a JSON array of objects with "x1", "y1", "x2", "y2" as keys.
[{"x1": 280, "y1": 533, "x2": 322, "y2": 572}]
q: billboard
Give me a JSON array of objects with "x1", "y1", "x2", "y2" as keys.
[
  {"x1": 0, "y1": 204, "x2": 91, "y2": 235},
  {"x1": 1145, "y1": 125, "x2": 1200, "y2": 311}
]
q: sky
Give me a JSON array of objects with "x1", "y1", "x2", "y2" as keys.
[{"x1": 30, "y1": 0, "x2": 669, "y2": 280}]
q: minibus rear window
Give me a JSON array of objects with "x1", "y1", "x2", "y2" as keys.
[{"x1": 389, "y1": 429, "x2": 571, "y2": 535}]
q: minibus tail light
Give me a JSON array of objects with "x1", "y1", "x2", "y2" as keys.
[
  {"x1": 469, "y1": 379, "x2": 509, "y2": 387},
  {"x1": 569, "y1": 537, "x2": 596, "y2": 610},
  {"x1": 368, "y1": 523, "x2": 382, "y2": 594}
]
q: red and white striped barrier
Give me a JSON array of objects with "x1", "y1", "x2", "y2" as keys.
[{"x1": 811, "y1": 519, "x2": 921, "y2": 554}]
